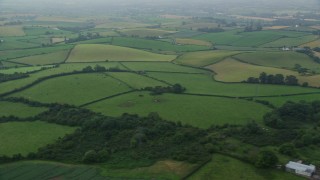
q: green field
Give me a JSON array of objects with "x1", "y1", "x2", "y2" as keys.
[
  {"x1": 87, "y1": 92, "x2": 270, "y2": 128},
  {"x1": 67, "y1": 44, "x2": 176, "y2": 62},
  {"x1": 146, "y1": 72, "x2": 320, "y2": 97},
  {"x1": 189, "y1": 154, "x2": 303, "y2": 180},
  {"x1": 208, "y1": 58, "x2": 320, "y2": 87},
  {"x1": 194, "y1": 30, "x2": 308, "y2": 47},
  {"x1": 0, "y1": 101, "x2": 47, "y2": 118},
  {"x1": 234, "y1": 51, "x2": 320, "y2": 73},
  {"x1": 0, "y1": 66, "x2": 53, "y2": 74},
  {"x1": 0, "y1": 161, "x2": 106, "y2": 180},
  {"x1": 112, "y1": 37, "x2": 210, "y2": 53},
  {"x1": 10, "y1": 73, "x2": 132, "y2": 105},
  {"x1": 256, "y1": 93, "x2": 320, "y2": 107},
  {"x1": 11, "y1": 50, "x2": 70, "y2": 65},
  {"x1": 119, "y1": 28, "x2": 176, "y2": 37},
  {"x1": 0, "y1": 26, "x2": 25, "y2": 36},
  {"x1": 122, "y1": 62, "x2": 205, "y2": 73},
  {"x1": 175, "y1": 50, "x2": 242, "y2": 67},
  {"x1": 262, "y1": 35, "x2": 318, "y2": 47},
  {"x1": 108, "y1": 72, "x2": 167, "y2": 89},
  {"x1": 0, "y1": 121, "x2": 76, "y2": 156}
]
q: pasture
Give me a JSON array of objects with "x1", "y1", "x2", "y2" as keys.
[
  {"x1": 261, "y1": 35, "x2": 318, "y2": 47},
  {"x1": 11, "y1": 50, "x2": 70, "y2": 65},
  {"x1": 119, "y1": 28, "x2": 176, "y2": 37},
  {"x1": 10, "y1": 73, "x2": 132, "y2": 105},
  {"x1": 67, "y1": 44, "x2": 176, "y2": 62},
  {"x1": 190, "y1": 154, "x2": 303, "y2": 180},
  {"x1": 0, "y1": 26, "x2": 25, "y2": 36},
  {"x1": 256, "y1": 93, "x2": 320, "y2": 107},
  {"x1": 175, "y1": 38, "x2": 212, "y2": 46},
  {"x1": 0, "y1": 121, "x2": 76, "y2": 156},
  {"x1": 300, "y1": 38, "x2": 320, "y2": 48},
  {"x1": 112, "y1": 37, "x2": 210, "y2": 53},
  {"x1": 146, "y1": 72, "x2": 320, "y2": 97},
  {"x1": 234, "y1": 51, "x2": 320, "y2": 73},
  {"x1": 0, "y1": 101, "x2": 47, "y2": 118},
  {"x1": 208, "y1": 58, "x2": 320, "y2": 87},
  {"x1": 175, "y1": 50, "x2": 242, "y2": 67},
  {"x1": 121, "y1": 62, "x2": 205, "y2": 73},
  {"x1": 87, "y1": 92, "x2": 270, "y2": 128}
]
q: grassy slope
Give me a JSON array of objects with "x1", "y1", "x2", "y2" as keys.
[
  {"x1": 122, "y1": 62, "x2": 205, "y2": 73},
  {"x1": 67, "y1": 44, "x2": 176, "y2": 62},
  {"x1": 189, "y1": 154, "x2": 303, "y2": 180},
  {"x1": 10, "y1": 73, "x2": 131, "y2": 105},
  {"x1": 256, "y1": 94, "x2": 320, "y2": 107},
  {"x1": 0, "y1": 121, "x2": 76, "y2": 156},
  {"x1": 0, "y1": 101, "x2": 47, "y2": 118},
  {"x1": 234, "y1": 51, "x2": 320, "y2": 73},
  {"x1": 11, "y1": 50, "x2": 69, "y2": 65},
  {"x1": 87, "y1": 92, "x2": 270, "y2": 128},
  {"x1": 175, "y1": 50, "x2": 242, "y2": 67},
  {"x1": 208, "y1": 58, "x2": 320, "y2": 87},
  {"x1": 146, "y1": 72, "x2": 319, "y2": 97}
]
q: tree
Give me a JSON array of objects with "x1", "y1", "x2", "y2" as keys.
[
  {"x1": 259, "y1": 72, "x2": 267, "y2": 84},
  {"x1": 279, "y1": 143, "x2": 296, "y2": 156},
  {"x1": 82, "y1": 150, "x2": 98, "y2": 163},
  {"x1": 285, "y1": 75, "x2": 298, "y2": 85},
  {"x1": 273, "y1": 74, "x2": 284, "y2": 84},
  {"x1": 82, "y1": 66, "x2": 94, "y2": 72},
  {"x1": 255, "y1": 150, "x2": 278, "y2": 168},
  {"x1": 94, "y1": 65, "x2": 106, "y2": 72}
]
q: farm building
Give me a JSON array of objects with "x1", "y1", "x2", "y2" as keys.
[{"x1": 285, "y1": 161, "x2": 316, "y2": 177}]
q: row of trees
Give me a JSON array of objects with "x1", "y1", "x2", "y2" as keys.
[
  {"x1": 197, "y1": 27, "x2": 225, "y2": 33},
  {"x1": 296, "y1": 47, "x2": 320, "y2": 64},
  {"x1": 245, "y1": 72, "x2": 301, "y2": 86},
  {"x1": 66, "y1": 32, "x2": 101, "y2": 43},
  {"x1": 0, "y1": 72, "x2": 29, "y2": 83},
  {"x1": 143, "y1": 84, "x2": 186, "y2": 95}
]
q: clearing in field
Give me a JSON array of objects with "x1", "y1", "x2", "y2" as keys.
[
  {"x1": 0, "y1": 26, "x2": 25, "y2": 36},
  {"x1": 10, "y1": 73, "x2": 132, "y2": 105},
  {"x1": 0, "y1": 101, "x2": 47, "y2": 118},
  {"x1": 119, "y1": 28, "x2": 176, "y2": 37},
  {"x1": 175, "y1": 50, "x2": 242, "y2": 67},
  {"x1": 10, "y1": 50, "x2": 70, "y2": 65},
  {"x1": 234, "y1": 51, "x2": 320, "y2": 73},
  {"x1": 146, "y1": 72, "x2": 320, "y2": 97},
  {"x1": 207, "y1": 58, "x2": 320, "y2": 87},
  {"x1": 190, "y1": 154, "x2": 303, "y2": 180},
  {"x1": 87, "y1": 92, "x2": 270, "y2": 128},
  {"x1": 175, "y1": 38, "x2": 212, "y2": 46},
  {"x1": 0, "y1": 121, "x2": 76, "y2": 156},
  {"x1": 67, "y1": 44, "x2": 176, "y2": 62}
]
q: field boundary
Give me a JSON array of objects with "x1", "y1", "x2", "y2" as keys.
[{"x1": 79, "y1": 90, "x2": 137, "y2": 107}]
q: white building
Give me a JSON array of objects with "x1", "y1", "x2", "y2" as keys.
[{"x1": 285, "y1": 161, "x2": 316, "y2": 177}]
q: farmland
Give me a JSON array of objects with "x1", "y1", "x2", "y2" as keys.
[
  {"x1": 0, "y1": 121, "x2": 76, "y2": 156},
  {"x1": 67, "y1": 44, "x2": 176, "y2": 62},
  {"x1": 1, "y1": 0, "x2": 320, "y2": 179},
  {"x1": 87, "y1": 91, "x2": 270, "y2": 128}
]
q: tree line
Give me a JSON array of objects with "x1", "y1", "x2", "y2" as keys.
[{"x1": 245, "y1": 72, "x2": 303, "y2": 86}]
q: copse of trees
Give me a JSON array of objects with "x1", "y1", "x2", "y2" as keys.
[
  {"x1": 245, "y1": 72, "x2": 300, "y2": 86},
  {"x1": 143, "y1": 84, "x2": 186, "y2": 95},
  {"x1": 66, "y1": 32, "x2": 101, "y2": 43},
  {"x1": 197, "y1": 27, "x2": 225, "y2": 33}
]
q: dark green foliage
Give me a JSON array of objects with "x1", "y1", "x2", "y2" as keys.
[
  {"x1": 143, "y1": 84, "x2": 186, "y2": 95},
  {"x1": 255, "y1": 150, "x2": 278, "y2": 168},
  {"x1": 0, "y1": 72, "x2": 29, "y2": 83},
  {"x1": 279, "y1": 143, "x2": 297, "y2": 157},
  {"x1": 246, "y1": 72, "x2": 299, "y2": 86},
  {"x1": 198, "y1": 27, "x2": 224, "y2": 33},
  {"x1": 35, "y1": 107, "x2": 211, "y2": 165}
]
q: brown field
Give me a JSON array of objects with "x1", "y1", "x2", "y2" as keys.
[
  {"x1": 175, "y1": 38, "x2": 212, "y2": 46},
  {"x1": 0, "y1": 26, "x2": 25, "y2": 36},
  {"x1": 311, "y1": 26, "x2": 320, "y2": 30},
  {"x1": 51, "y1": 37, "x2": 65, "y2": 44},
  {"x1": 160, "y1": 14, "x2": 190, "y2": 19},
  {"x1": 35, "y1": 16, "x2": 85, "y2": 22},
  {"x1": 300, "y1": 39, "x2": 320, "y2": 48},
  {"x1": 232, "y1": 15, "x2": 275, "y2": 22}
]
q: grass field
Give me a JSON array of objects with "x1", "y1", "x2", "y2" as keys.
[
  {"x1": 189, "y1": 154, "x2": 303, "y2": 180},
  {"x1": 208, "y1": 58, "x2": 320, "y2": 87},
  {"x1": 300, "y1": 38, "x2": 320, "y2": 48},
  {"x1": 87, "y1": 92, "x2": 270, "y2": 128},
  {"x1": 108, "y1": 72, "x2": 167, "y2": 89},
  {"x1": 10, "y1": 73, "x2": 132, "y2": 105},
  {"x1": 122, "y1": 62, "x2": 205, "y2": 73},
  {"x1": 119, "y1": 28, "x2": 176, "y2": 37},
  {"x1": 0, "y1": 37, "x2": 40, "y2": 50},
  {"x1": 96, "y1": 22, "x2": 151, "y2": 29},
  {"x1": 175, "y1": 38, "x2": 212, "y2": 46},
  {"x1": 0, "y1": 101, "x2": 47, "y2": 118},
  {"x1": 0, "y1": 26, "x2": 25, "y2": 36},
  {"x1": 0, "y1": 66, "x2": 53, "y2": 74},
  {"x1": 261, "y1": 35, "x2": 318, "y2": 47},
  {"x1": 0, "y1": 61, "x2": 26, "y2": 68},
  {"x1": 11, "y1": 50, "x2": 69, "y2": 65},
  {"x1": 194, "y1": 30, "x2": 308, "y2": 47},
  {"x1": 175, "y1": 50, "x2": 242, "y2": 67},
  {"x1": 234, "y1": 51, "x2": 320, "y2": 73},
  {"x1": 112, "y1": 37, "x2": 210, "y2": 53},
  {"x1": 146, "y1": 72, "x2": 320, "y2": 97},
  {"x1": 255, "y1": 94, "x2": 320, "y2": 107},
  {"x1": 0, "y1": 121, "x2": 76, "y2": 156},
  {"x1": 67, "y1": 44, "x2": 176, "y2": 62}
]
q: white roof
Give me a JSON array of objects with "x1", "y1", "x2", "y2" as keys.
[{"x1": 286, "y1": 161, "x2": 316, "y2": 172}]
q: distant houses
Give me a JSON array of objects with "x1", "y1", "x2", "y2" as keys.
[
  {"x1": 0, "y1": 39, "x2": 4, "y2": 43},
  {"x1": 285, "y1": 161, "x2": 316, "y2": 177},
  {"x1": 281, "y1": 46, "x2": 305, "y2": 51}
]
